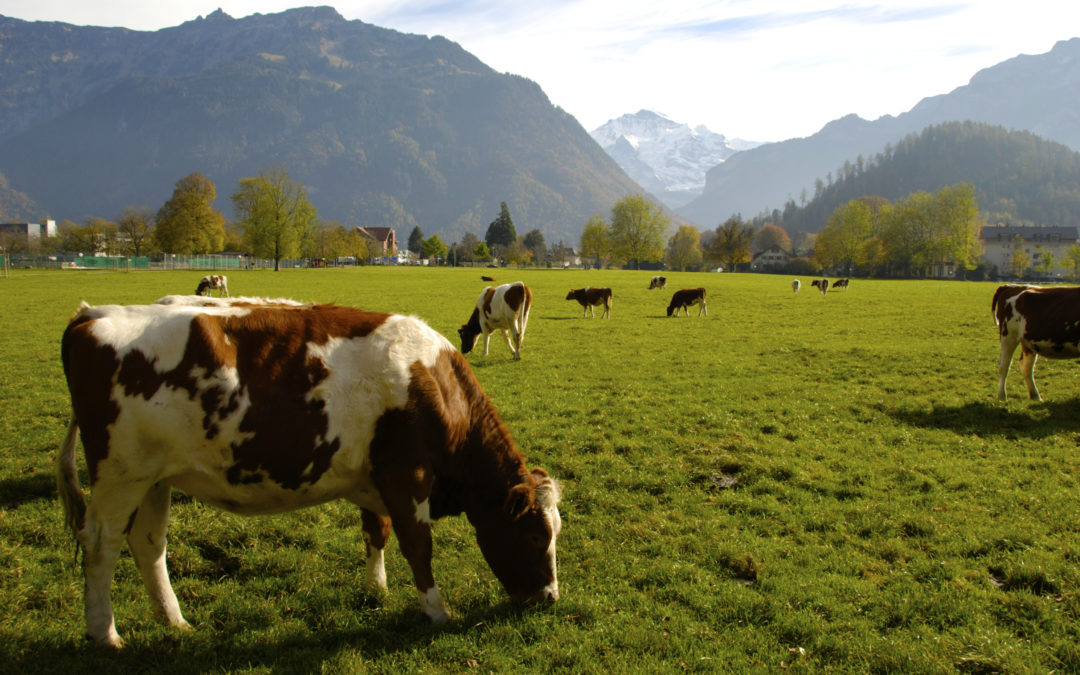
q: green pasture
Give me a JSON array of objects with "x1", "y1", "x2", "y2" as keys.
[{"x1": 2, "y1": 268, "x2": 1079, "y2": 672}]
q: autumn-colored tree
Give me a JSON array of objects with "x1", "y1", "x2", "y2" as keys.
[
  {"x1": 709, "y1": 215, "x2": 754, "y2": 271},
  {"x1": 155, "y1": 172, "x2": 226, "y2": 254},
  {"x1": 116, "y1": 206, "x2": 155, "y2": 256},
  {"x1": 752, "y1": 223, "x2": 792, "y2": 253}
]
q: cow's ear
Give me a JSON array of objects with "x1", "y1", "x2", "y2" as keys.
[{"x1": 505, "y1": 484, "x2": 534, "y2": 520}]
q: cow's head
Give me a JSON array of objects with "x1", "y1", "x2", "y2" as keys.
[
  {"x1": 565, "y1": 290, "x2": 575, "y2": 300},
  {"x1": 458, "y1": 308, "x2": 482, "y2": 354},
  {"x1": 471, "y1": 468, "x2": 562, "y2": 604}
]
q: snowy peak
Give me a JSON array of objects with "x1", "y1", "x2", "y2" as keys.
[{"x1": 590, "y1": 110, "x2": 760, "y2": 208}]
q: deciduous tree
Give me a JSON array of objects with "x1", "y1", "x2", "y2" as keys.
[
  {"x1": 233, "y1": 167, "x2": 318, "y2": 271},
  {"x1": 116, "y1": 207, "x2": 155, "y2": 257},
  {"x1": 610, "y1": 193, "x2": 668, "y2": 269},
  {"x1": 155, "y1": 172, "x2": 226, "y2": 254},
  {"x1": 666, "y1": 225, "x2": 703, "y2": 272},
  {"x1": 709, "y1": 215, "x2": 754, "y2": 272},
  {"x1": 580, "y1": 214, "x2": 611, "y2": 269}
]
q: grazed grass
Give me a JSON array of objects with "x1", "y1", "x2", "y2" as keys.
[{"x1": 2, "y1": 267, "x2": 1080, "y2": 672}]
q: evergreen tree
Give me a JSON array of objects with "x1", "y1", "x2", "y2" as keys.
[
  {"x1": 408, "y1": 226, "x2": 424, "y2": 254},
  {"x1": 485, "y1": 202, "x2": 517, "y2": 250},
  {"x1": 522, "y1": 229, "x2": 547, "y2": 263}
]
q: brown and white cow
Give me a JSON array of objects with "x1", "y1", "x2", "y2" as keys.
[
  {"x1": 992, "y1": 283, "x2": 1080, "y2": 400},
  {"x1": 792, "y1": 279, "x2": 801, "y2": 294},
  {"x1": 811, "y1": 279, "x2": 829, "y2": 295},
  {"x1": 649, "y1": 276, "x2": 667, "y2": 290},
  {"x1": 667, "y1": 288, "x2": 707, "y2": 317},
  {"x1": 57, "y1": 298, "x2": 561, "y2": 647},
  {"x1": 458, "y1": 282, "x2": 532, "y2": 361},
  {"x1": 195, "y1": 274, "x2": 229, "y2": 297},
  {"x1": 566, "y1": 287, "x2": 612, "y2": 319}
]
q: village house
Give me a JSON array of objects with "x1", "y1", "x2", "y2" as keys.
[
  {"x1": 0, "y1": 220, "x2": 57, "y2": 246},
  {"x1": 355, "y1": 226, "x2": 398, "y2": 258},
  {"x1": 981, "y1": 225, "x2": 1079, "y2": 277},
  {"x1": 750, "y1": 245, "x2": 791, "y2": 271}
]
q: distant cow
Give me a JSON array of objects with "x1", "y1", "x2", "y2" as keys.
[
  {"x1": 792, "y1": 279, "x2": 801, "y2": 294},
  {"x1": 991, "y1": 283, "x2": 1080, "y2": 400},
  {"x1": 566, "y1": 287, "x2": 612, "y2": 319},
  {"x1": 195, "y1": 274, "x2": 229, "y2": 297},
  {"x1": 833, "y1": 278, "x2": 850, "y2": 290},
  {"x1": 459, "y1": 282, "x2": 533, "y2": 360},
  {"x1": 649, "y1": 276, "x2": 667, "y2": 290},
  {"x1": 481, "y1": 275, "x2": 496, "y2": 282},
  {"x1": 667, "y1": 288, "x2": 707, "y2": 317},
  {"x1": 811, "y1": 279, "x2": 829, "y2": 295},
  {"x1": 57, "y1": 298, "x2": 561, "y2": 647}
]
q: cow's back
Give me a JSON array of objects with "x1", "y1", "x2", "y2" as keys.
[{"x1": 62, "y1": 302, "x2": 454, "y2": 513}]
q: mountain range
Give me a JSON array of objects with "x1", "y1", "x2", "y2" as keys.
[
  {"x1": 589, "y1": 110, "x2": 759, "y2": 209},
  {"x1": 0, "y1": 7, "x2": 639, "y2": 245},
  {"x1": 676, "y1": 37, "x2": 1080, "y2": 227}
]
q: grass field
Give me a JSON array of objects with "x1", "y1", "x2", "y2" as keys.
[{"x1": 2, "y1": 267, "x2": 1079, "y2": 673}]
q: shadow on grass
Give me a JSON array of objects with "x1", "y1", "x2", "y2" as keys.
[
  {"x1": 883, "y1": 398, "x2": 1080, "y2": 439},
  {"x1": 1, "y1": 600, "x2": 580, "y2": 674},
  {"x1": 0, "y1": 471, "x2": 56, "y2": 509}
]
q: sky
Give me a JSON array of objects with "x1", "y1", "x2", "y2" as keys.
[{"x1": 0, "y1": 1, "x2": 1077, "y2": 142}]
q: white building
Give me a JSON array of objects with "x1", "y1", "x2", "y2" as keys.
[{"x1": 981, "y1": 225, "x2": 1079, "y2": 277}]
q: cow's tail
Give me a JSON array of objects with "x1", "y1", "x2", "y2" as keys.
[
  {"x1": 991, "y1": 286, "x2": 1007, "y2": 326},
  {"x1": 55, "y1": 414, "x2": 87, "y2": 543}
]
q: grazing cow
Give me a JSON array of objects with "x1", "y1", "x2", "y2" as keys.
[
  {"x1": 195, "y1": 274, "x2": 229, "y2": 297},
  {"x1": 481, "y1": 275, "x2": 496, "y2": 282},
  {"x1": 459, "y1": 282, "x2": 532, "y2": 361},
  {"x1": 57, "y1": 298, "x2": 561, "y2": 647},
  {"x1": 566, "y1": 287, "x2": 612, "y2": 319},
  {"x1": 792, "y1": 279, "x2": 801, "y2": 294},
  {"x1": 811, "y1": 279, "x2": 829, "y2": 295},
  {"x1": 833, "y1": 278, "x2": 850, "y2": 290},
  {"x1": 667, "y1": 288, "x2": 707, "y2": 317},
  {"x1": 991, "y1": 283, "x2": 1080, "y2": 400},
  {"x1": 649, "y1": 276, "x2": 667, "y2": 290}
]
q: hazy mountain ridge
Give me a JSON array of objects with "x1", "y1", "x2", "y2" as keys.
[
  {"x1": 678, "y1": 37, "x2": 1080, "y2": 228},
  {"x1": 0, "y1": 7, "x2": 640, "y2": 245}
]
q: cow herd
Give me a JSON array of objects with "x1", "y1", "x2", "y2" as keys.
[
  {"x1": 60, "y1": 269, "x2": 1060, "y2": 648},
  {"x1": 796, "y1": 277, "x2": 849, "y2": 295}
]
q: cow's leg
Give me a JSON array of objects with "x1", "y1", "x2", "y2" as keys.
[
  {"x1": 500, "y1": 329, "x2": 518, "y2": 359},
  {"x1": 377, "y1": 476, "x2": 449, "y2": 623},
  {"x1": 127, "y1": 481, "x2": 189, "y2": 631},
  {"x1": 1019, "y1": 345, "x2": 1041, "y2": 400},
  {"x1": 700, "y1": 300, "x2": 708, "y2": 317},
  {"x1": 997, "y1": 334, "x2": 1019, "y2": 400},
  {"x1": 482, "y1": 331, "x2": 492, "y2": 356},
  {"x1": 80, "y1": 480, "x2": 159, "y2": 647},
  {"x1": 360, "y1": 509, "x2": 391, "y2": 592}
]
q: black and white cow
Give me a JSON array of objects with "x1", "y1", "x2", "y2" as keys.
[
  {"x1": 195, "y1": 275, "x2": 229, "y2": 297},
  {"x1": 811, "y1": 279, "x2": 829, "y2": 295},
  {"x1": 649, "y1": 276, "x2": 667, "y2": 290},
  {"x1": 57, "y1": 298, "x2": 561, "y2": 647}
]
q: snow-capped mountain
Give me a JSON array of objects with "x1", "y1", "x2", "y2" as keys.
[{"x1": 590, "y1": 110, "x2": 761, "y2": 208}]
